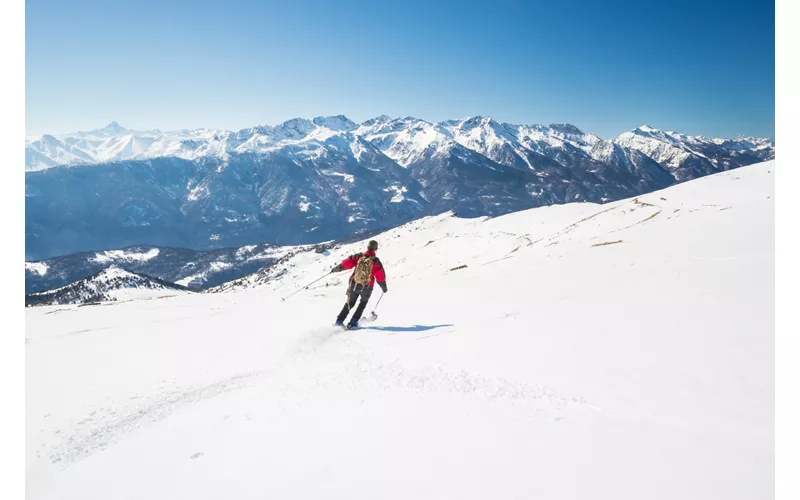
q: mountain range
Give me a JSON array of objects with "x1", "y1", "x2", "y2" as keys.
[
  {"x1": 25, "y1": 266, "x2": 190, "y2": 307},
  {"x1": 25, "y1": 116, "x2": 774, "y2": 260},
  {"x1": 24, "y1": 242, "x2": 297, "y2": 294}
]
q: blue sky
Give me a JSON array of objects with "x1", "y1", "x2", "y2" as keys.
[{"x1": 26, "y1": 0, "x2": 774, "y2": 139}]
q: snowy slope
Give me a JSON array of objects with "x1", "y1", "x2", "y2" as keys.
[{"x1": 26, "y1": 162, "x2": 774, "y2": 499}]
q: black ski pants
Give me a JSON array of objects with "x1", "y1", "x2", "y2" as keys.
[{"x1": 336, "y1": 281, "x2": 373, "y2": 324}]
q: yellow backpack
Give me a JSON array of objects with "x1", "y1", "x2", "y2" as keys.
[{"x1": 352, "y1": 254, "x2": 374, "y2": 285}]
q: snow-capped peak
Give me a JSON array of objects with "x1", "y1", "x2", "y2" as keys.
[
  {"x1": 352, "y1": 116, "x2": 451, "y2": 167},
  {"x1": 39, "y1": 134, "x2": 62, "y2": 146},
  {"x1": 361, "y1": 114, "x2": 392, "y2": 126},
  {"x1": 435, "y1": 115, "x2": 525, "y2": 165},
  {"x1": 312, "y1": 115, "x2": 357, "y2": 131},
  {"x1": 272, "y1": 118, "x2": 316, "y2": 139},
  {"x1": 635, "y1": 125, "x2": 660, "y2": 134},
  {"x1": 104, "y1": 121, "x2": 125, "y2": 131},
  {"x1": 72, "y1": 121, "x2": 135, "y2": 139},
  {"x1": 94, "y1": 265, "x2": 138, "y2": 282},
  {"x1": 455, "y1": 115, "x2": 496, "y2": 130},
  {"x1": 548, "y1": 123, "x2": 584, "y2": 136}
]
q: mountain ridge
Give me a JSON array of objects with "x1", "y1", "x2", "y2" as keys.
[{"x1": 26, "y1": 116, "x2": 773, "y2": 172}]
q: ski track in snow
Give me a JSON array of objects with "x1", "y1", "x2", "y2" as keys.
[
  {"x1": 47, "y1": 371, "x2": 265, "y2": 467},
  {"x1": 290, "y1": 326, "x2": 600, "y2": 418}
]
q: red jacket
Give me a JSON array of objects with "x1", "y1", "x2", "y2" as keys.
[{"x1": 341, "y1": 250, "x2": 386, "y2": 287}]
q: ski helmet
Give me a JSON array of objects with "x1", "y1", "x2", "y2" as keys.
[{"x1": 367, "y1": 240, "x2": 378, "y2": 251}]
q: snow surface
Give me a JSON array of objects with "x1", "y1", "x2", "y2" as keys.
[{"x1": 26, "y1": 162, "x2": 774, "y2": 499}]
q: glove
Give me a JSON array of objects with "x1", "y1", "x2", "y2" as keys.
[
  {"x1": 330, "y1": 264, "x2": 343, "y2": 274},
  {"x1": 378, "y1": 281, "x2": 388, "y2": 293}
]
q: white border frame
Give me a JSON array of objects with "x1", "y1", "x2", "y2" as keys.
[
  {"x1": 775, "y1": 1, "x2": 799, "y2": 499},
  {"x1": 3, "y1": 2, "x2": 793, "y2": 500},
  {"x1": 0, "y1": 0, "x2": 26, "y2": 499}
]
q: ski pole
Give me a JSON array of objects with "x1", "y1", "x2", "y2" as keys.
[
  {"x1": 367, "y1": 292, "x2": 385, "y2": 321},
  {"x1": 372, "y1": 292, "x2": 385, "y2": 313},
  {"x1": 281, "y1": 274, "x2": 328, "y2": 302}
]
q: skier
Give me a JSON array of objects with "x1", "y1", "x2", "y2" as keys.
[{"x1": 331, "y1": 240, "x2": 388, "y2": 329}]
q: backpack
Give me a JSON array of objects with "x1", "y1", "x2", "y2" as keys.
[{"x1": 352, "y1": 254, "x2": 375, "y2": 285}]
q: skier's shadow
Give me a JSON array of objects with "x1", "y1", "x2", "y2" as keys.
[{"x1": 361, "y1": 324, "x2": 454, "y2": 333}]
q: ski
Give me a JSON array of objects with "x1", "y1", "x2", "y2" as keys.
[{"x1": 335, "y1": 311, "x2": 378, "y2": 330}]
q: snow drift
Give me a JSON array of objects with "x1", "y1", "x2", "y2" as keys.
[{"x1": 26, "y1": 162, "x2": 774, "y2": 499}]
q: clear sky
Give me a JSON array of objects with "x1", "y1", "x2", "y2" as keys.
[{"x1": 26, "y1": 0, "x2": 775, "y2": 139}]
